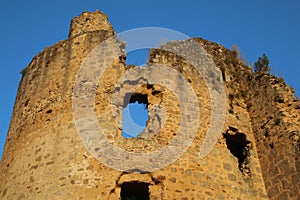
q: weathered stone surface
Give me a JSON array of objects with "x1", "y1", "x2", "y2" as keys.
[
  {"x1": 68, "y1": 10, "x2": 114, "y2": 38},
  {"x1": 0, "y1": 10, "x2": 299, "y2": 200}
]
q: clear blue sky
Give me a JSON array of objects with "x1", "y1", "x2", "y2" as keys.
[{"x1": 1, "y1": 0, "x2": 299, "y2": 159}]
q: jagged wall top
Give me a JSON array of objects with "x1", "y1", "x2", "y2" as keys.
[
  {"x1": 0, "y1": 10, "x2": 298, "y2": 200},
  {"x1": 68, "y1": 10, "x2": 114, "y2": 38}
]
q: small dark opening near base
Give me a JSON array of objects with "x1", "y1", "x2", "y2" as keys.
[
  {"x1": 121, "y1": 181, "x2": 150, "y2": 200},
  {"x1": 223, "y1": 131, "x2": 251, "y2": 170}
]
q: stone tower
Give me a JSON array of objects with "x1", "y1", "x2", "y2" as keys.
[{"x1": 0, "y1": 11, "x2": 299, "y2": 200}]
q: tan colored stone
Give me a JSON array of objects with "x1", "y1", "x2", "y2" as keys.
[{"x1": 0, "y1": 10, "x2": 299, "y2": 200}]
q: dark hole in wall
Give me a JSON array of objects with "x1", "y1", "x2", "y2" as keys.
[
  {"x1": 124, "y1": 93, "x2": 148, "y2": 108},
  {"x1": 219, "y1": 64, "x2": 226, "y2": 81},
  {"x1": 151, "y1": 90, "x2": 161, "y2": 95},
  {"x1": 223, "y1": 131, "x2": 251, "y2": 173},
  {"x1": 24, "y1": 99, "x2": 29, "y2": 107},
  {"x1": 120, "y1": 181, "x2": 150, "y2": 200}
]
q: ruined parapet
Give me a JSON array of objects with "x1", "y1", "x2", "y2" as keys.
[
  {"x1": 68, "y1": 10, "x2": 114, "y2": 38},
  {"x1": 0, "y1": 10, "x2": 299, "y2": 200}
]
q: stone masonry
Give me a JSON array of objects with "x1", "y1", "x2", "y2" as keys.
[{"x1": 0, "y1": 10, "x2": 299, "y2": 200}]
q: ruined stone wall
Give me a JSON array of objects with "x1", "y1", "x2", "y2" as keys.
[
  {"x1": 0, "y1": 10, "x2": 298, "y2": 200},
  {"x1": 244, "y1": 74, "x2": 300, "y2": 200},
  {"x1": 204, "y1": 36, "x2": 300, "y2": 199},
  {"x1": 181, "y1": 38, "x2": 300, "y2": 200}
]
